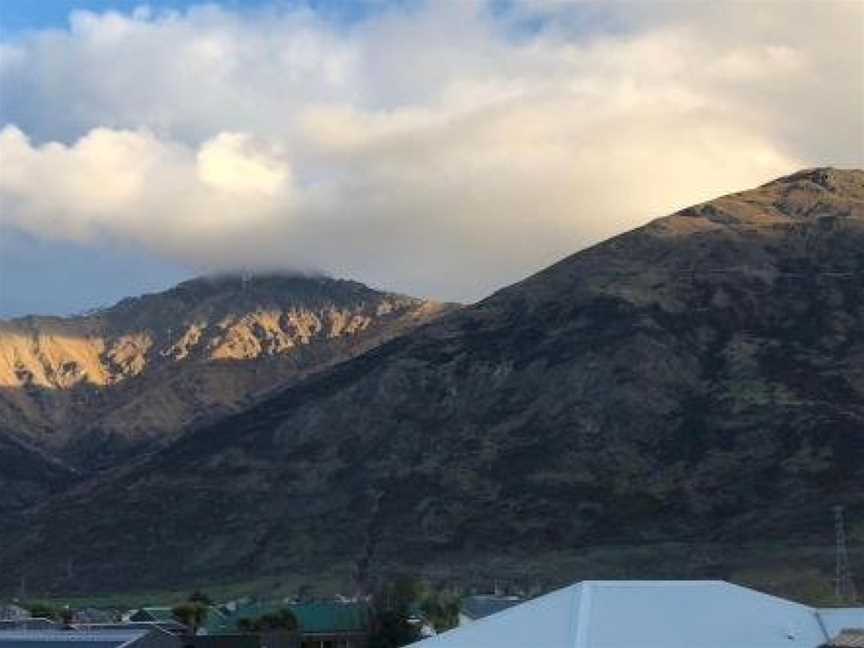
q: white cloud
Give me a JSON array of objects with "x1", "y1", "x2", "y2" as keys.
[
  {"x1": 197, "y1": 133, "x2": 290, "y2": 196},
  {"x1": 0, "y1": 1, "x2": 861, "y2": 302},
  {"x1": 0, "y1": 126, "x2": 291, "y2": 249}
]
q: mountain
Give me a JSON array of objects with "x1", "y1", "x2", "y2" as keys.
[
  {"x1": 2, "y1": 169, "x2": 862, "y2": 598},
  {"x1": 0, "y1": 274, "x2": 451, "y2": 475}
]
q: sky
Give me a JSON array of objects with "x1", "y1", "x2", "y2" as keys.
[{"x1": 0, "y1": 0, "x2": 862, "y2": 317}]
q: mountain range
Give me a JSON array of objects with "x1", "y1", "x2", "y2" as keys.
[{"x1": 1, "y1": 168, "x2": 862, "y2": 600}]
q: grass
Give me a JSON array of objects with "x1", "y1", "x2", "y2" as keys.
[
  {"x1": 18, "y1": 576, "x2": 295, "y2": 610},
  {"x1": 9, "y1": 542, "x2": 860, "y2": 610}
]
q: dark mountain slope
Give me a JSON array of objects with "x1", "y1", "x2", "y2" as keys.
[
  {"x1": 4, "y1": 168, "x2": 863, "y2": 596},
  {"x1": 0, "y1": 429, "x2": 76, "y2": 514}
]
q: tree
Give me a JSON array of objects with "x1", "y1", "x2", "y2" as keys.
[
  {"x1": 251, "y1": 608, "x2": 299, "y2": 632},
  {"x1": 296, "y1": 584, "x2": 316, "y2": 603},
  {"x1": 419, "y1": 591, "x2": 461, "y2": 632},
  {"x1": 369, "y1": 609, "x2": 422, "y2": 648},
  {"x1": 28, "y1": 603, "x2": 57, "y2": 620},
  {"x1": 189, "y1": 590, "x2": 212, "y2": 606},
  {"x1": 237, "y1": 609, "x2": 299, "y2": 634},
  {"x1": 172, "y1": 601, "x2": 209, "y2": 636},
  {"x1": 368, "y1": 576, "x2": 424, "y2": 648},
  {"x1": 60, "y1": 606, "x2": 75, "y2": 626}
]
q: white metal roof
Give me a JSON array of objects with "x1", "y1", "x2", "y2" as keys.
[
  {"x1": 409, "y1": 581, "x2": 859, "y2": 648},
  {"x1": 818, "y1": 608, "x2": 864, "y2": 638}
]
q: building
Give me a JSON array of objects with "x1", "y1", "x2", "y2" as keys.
[
  {"x1": 214, "y1": 601, "x2": 370, "y2": 648},
  {"x1": 127, "y1": 606, "x2": 228, "y2": 635},
  {"x1": 290, "y1": 602, "x2": 369, "y2": 648},
  {"x1": 0, "y1": 618, "x2": 58, "y2": 631},
  {"x1": 128, "y1": 609, "x2": 176, "y2": 625},
  {"x1": 407, "y1": 580, "x2": 864, "y2": 648},
  {"x1": 458, "y1": 595, "x2": 522, "y2": 625},
  {"x1": 0, "y1": 628, "x2": 181, "y2": 647},
  {"x1": 0, "y1": 604, "x2": 29, "y2": 621},
  {"x1": 75, "y1": 608, "x2": 120, "y2": 624}
]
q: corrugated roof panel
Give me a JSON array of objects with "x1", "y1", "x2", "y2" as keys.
[{"x1": 292, "y1": 602, "x2": 369, "y2": 634}]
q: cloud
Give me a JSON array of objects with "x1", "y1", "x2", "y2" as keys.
[
  {"x1": 0, "y1": 126, "x2": 294, "y2": 256},
  {"x1": 0, "y1": 1, "x2": 861, "y2": 302},
  {"x1": 197, "y1": 133, "x2": 290, "y2": 196}
]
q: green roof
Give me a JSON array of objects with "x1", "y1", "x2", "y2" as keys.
[
  {"x1": 291, "y1": 602, "x2": 369, "y2": 634},
  {"x1": 222, "y1": 602, "x2": 370, "y2": 635}
]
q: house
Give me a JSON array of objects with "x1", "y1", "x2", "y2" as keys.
[
  {"x1": 127, "y1": 606, "x2": 227, "y2": 635},
  {"x1": 406, "y1": 580, "x2": 864, "y2": 648},
  {"x1": 75, "y1": 608, "x2": 120, "y2": 624},
  {"x1": 215, "y1": 601, "x2": 370, "y2": 648},
  {"x1": 128, "y1": 608, "x2": 176, "y2": 625},
  {"x1": 290, "y1": 602, "x2": 370, "y2": 648},
  {"x1": 458, "y1": 595, "x2": 521, "y2": 625},
  {"x1": 0, "y1": 617, "x2": 58, "y2": 631},
  {"x1": 0, "y1": 628, "x2": 181, "y2": 647},
  {"x1": 0, "y1": 603, "x2": 29, "y2": 621}
]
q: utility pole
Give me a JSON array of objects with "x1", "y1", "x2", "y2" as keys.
[
  {"x1": 834, "y1": 505, "x2": 858, "y2": 603},
  {"x1": 18, "y1": 571, "x2": 27, "y2": 602}
]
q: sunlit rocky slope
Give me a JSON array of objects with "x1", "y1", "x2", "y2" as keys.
[{"x1": 2, "y1": 169, "x2": 862, "y2": 598}]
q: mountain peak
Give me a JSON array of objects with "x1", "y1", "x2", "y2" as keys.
[
  {"x1": 107, "y1": 272, "x2": 422, "y2": 322},
  {"x1": 764, "y1": 166, "x2": 864, "y2": 192},
  {"x1": 0, "y1": 273, "x2": 454, "y2": 471},
  {"x1": 669, "y1": 166, "x2": 863, "y2": 229},
  {"x1": 479, "y1": 167, "x2": 861, "y2": 316}
]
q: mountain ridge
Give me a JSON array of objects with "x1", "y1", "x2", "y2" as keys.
[
  {"x1": 0, "y1": 273, "x2": 455, "y2": 477},
  {"x1": 2, "y1": 168, "x2": 862, "y2": 599}
]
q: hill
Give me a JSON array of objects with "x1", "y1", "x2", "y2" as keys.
[{"x1": 3, "y1": 169, "x2": 862, "y2": 598}]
